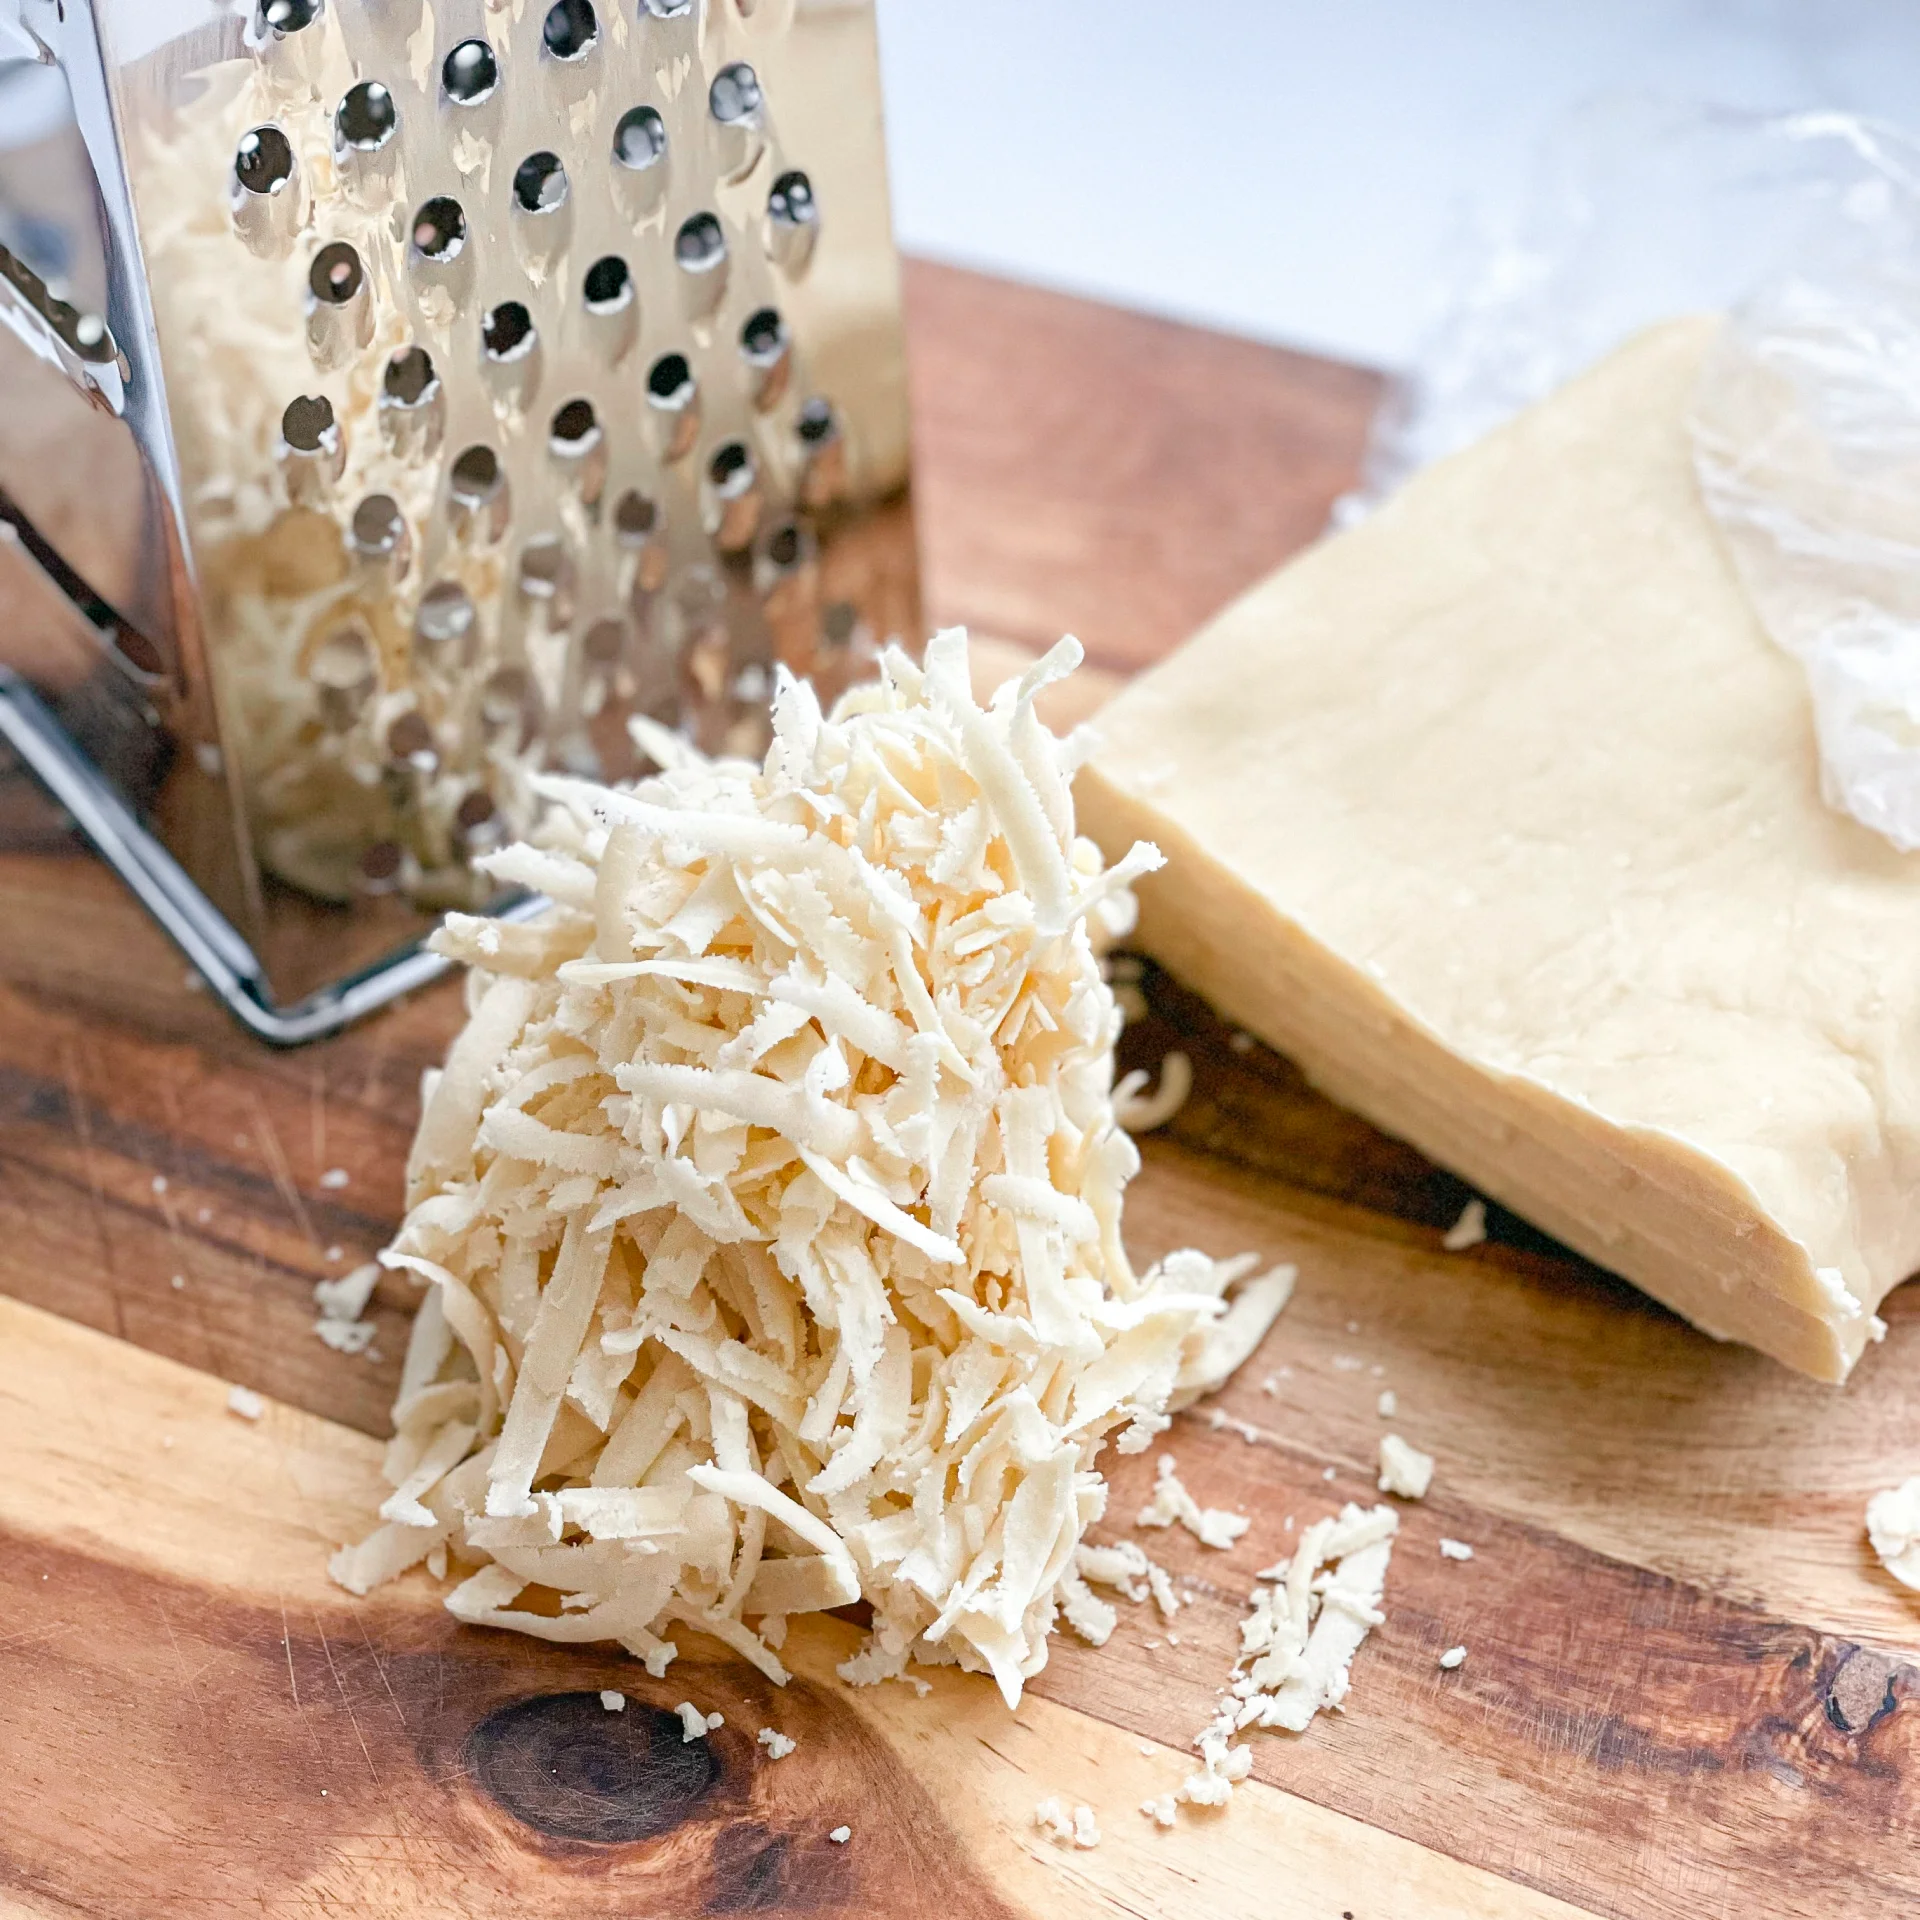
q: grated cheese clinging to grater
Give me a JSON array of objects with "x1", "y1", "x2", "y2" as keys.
[{"x1": 331, "y1": 632, "x2": 1291, "y2": 1704}]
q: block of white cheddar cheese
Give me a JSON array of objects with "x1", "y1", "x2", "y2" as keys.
[{"x1": 1079, "y1": 317, "x2": 1920, "y2": 1382}]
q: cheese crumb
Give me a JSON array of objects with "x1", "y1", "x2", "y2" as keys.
[
  {"x1": 1438, "y1": 1645, "x2": 1467, "y2": 1670},
  {"x1": 1033, "y1": 1798, "x2": 1070, "y2": 1842},
  {"x1": 1115, "y1": 1050, "x2": 1192, "y2": 1133},
  {"x1": 1072, "y1": 1805, "x2": 1101, "y2": 1848},
  {"x1": 332, "y1": 633, "x2": 1291, "y2": 1706},
  {"x1": 1866, "y1": 1477, "x2": 1920, "y2": 1588},
  {"x1": 314, "y1": 1318, "x2": 377, "y2": 1356},
  {"x1": 757, "y1": 1727, "x2": 796, "y2": 1759},
  {"x1": 1141, "y1": 1793, "x2": 1179, "y2": 1826},
  {"x1": 1376, "y1": 1389, "x2": 1397, "y2": 1418},
  {"x1": 675, "y1": 1701, "x2": 710, "y2": 1742},
  {"x1": 1438, "y1": 1537, "x2": 1474, "y2": 1562},
  {"x1": 599, "y1": 1690, "x2": 626, "y2": 1712},
  {"x1": 1443, "y1": 1198, "x2": 1487, "y2": 1252},
  {"x1": 1378, "y1": 1434, "x2": 1434, "y2": 1500},
  {"x1": 170, "y1": 1275, "x2": 187, "y2": 1292},
  {"x1": 226, "y1": 1386, "x2": 265, "y2": 1422},
  {"x1": 828, "y1": 1825, "x2": 851, "y2": 1845},
  {"x1": 319, "y1": 1168, "x2": 350, "y2": 1190},
  {"x1": 1137, "y1": 1454, "x2": 1251, "y2": 1550},
  {"x1": 315, "y1": 1262, "x2": 379, "y2": 1322}
]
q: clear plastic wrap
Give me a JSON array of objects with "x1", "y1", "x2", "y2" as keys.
[{"x1": 1356, "y1": 99, "x2": 1920, "y2": 851}]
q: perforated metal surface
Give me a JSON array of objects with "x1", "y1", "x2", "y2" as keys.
[{"x1": 0, "y1": 0, "x2": 917, "y2": 1015}]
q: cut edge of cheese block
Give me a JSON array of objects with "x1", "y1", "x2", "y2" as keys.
[
  {"x1": 1079, "y1": 316, "x2": 1912, "y2": 1384},
  {"x1": 1078, "y1": 770, "x2": 1861, "y2": 1380}
]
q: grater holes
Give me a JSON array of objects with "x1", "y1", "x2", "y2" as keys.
[
  {"x1": 443, "y1": 39, "x2": 500, "y2": 106},
  {"x1": 386, "y1": 709, "x2": 436, "y2": 768},
  {"x1": 675, "y1": 212, "x2": 726, "y2": 274},
  {"x1": 550, "y1": 401, "x2": 607, "y2": 503},
  {"x1": 454, "y1": 787, "x2": 503, "y2": 850},
  {"x1": 280, "y1": 394, "x2": 336, "y2": 454},
  {"x1": 740, "y1": 305, "x2": 790, "y2": 408},
  {"x1": 260, "y1": 0, "x2": 322, "y2": 33},
  {"x1": 613, "y1": 489, "x2": 659, "y2": 543},
  {"x1": 543, "y1": 0, "x2": 599, "y2": 61},
  {"x1": 709, "y1": 63, "x2": 763, "y2": 127},
  {"x1": 336, "y1": 82, "x2": 397, "y2": 153},
  {"x1": 349, "y1": 493, "x2": 409, "y2": 572},
  {"x1": 384, "y1": 345, "x2": 438, "y2": 408},
  {"x1": 709, "y1": 440, "x2": 754, "y2": 496},
  {"x1": 450, "y1": 445, "x2": 511, "y2": 541},
  {"x1": 234, "y1": 125, "x2": 295, "y2": 196},
  {"x1": 647, "y1": 352, "x2": 694, "y2": 405},
  {"x1": 770, "y1": 170, "x2": 816, "y2": 226},
  {"x1": 359, "y1": 841, "x2": 406, "y2": 893},
  {"x1": 519, "y1": 539, "x2": 569, "y2": 592},
  {"x1": 796, "y1": 396, "x2": 844, "y2": 508},
  {"x1": 483, "y1": 301, "x2": 537, "y2": 362},
  {"x1": 415, "y1": 580, "x2": 477, "y2": 664},
  {"x1": 410, "y1": 196, "x2": 467, "y2": 263},
  {"x1": 768, "y1": 168, "x2": 814, "y2": 234},
  {"x1": 584, "y1": 255, "x2": 632, "y2": 313},
  {"x1": 512, "y1": 152, "x2": 570, "y2": 216},
  {"x1": 764, "y1": 521, "x2": 805, "y2": 571},
  {"x1": 613, "y1": 106, "x2": 668, "y2": 171},
  {"x1": 705, "y1": 440, "x2": 760, "y2": 551},
  {"x1": 551, "y1": 398, "x2": 600, "y2": 450},
  {"x1": 309, "y1": 241, "x2": 364, "y2": 306},
  {"x1": 452, "y1": 446, "x2": 504, "y2": 499},
  {"x1": 639, "y1": 0, "x2": 693, "y2": 15},
  {"x1": 741, "y1": 306, "x2": 785, "y2": 360}
]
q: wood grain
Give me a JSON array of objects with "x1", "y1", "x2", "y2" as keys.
[
  {"x1": 902, "y1": 258, "x2": 1383, "y2": 674},
  {"x1": 0, "y1": 1295, "x2": 1598, "y2": 1920},
  {"x1": 4, "y1": 260, "x2": 1920, "y2": 1920}
]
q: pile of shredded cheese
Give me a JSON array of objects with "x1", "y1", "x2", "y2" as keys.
[{"x1": 332, "y1": 631, "x2": 1290, "y2": 1705}]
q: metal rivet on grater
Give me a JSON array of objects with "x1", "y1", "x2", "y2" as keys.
[{"x1": 0, "y1": 0, "x2": 920, "y2": 1038}]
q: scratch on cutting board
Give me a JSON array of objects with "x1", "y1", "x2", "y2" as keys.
[
  {"x1": 153, "y1": 1595, "x2": 210, "y2": 1732},
  {"x1": 353, "y1": 1610, "x2": 409, "y2": 1733},
  {"x1": 247, "y1": 1092, "x2": 317, "y2": 1250},
  {"x1": 278, "y1": 1595, "x2": 328, "y2": 1766},
  {"x1": 0, "y1": 1618, "x2": 78, "y2": 1657},
  {"x1": 313, "y1": 1608, "x2": 380, "y2": 1782}
]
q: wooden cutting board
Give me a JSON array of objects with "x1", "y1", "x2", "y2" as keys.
[{"x1": 3, "y1": 261, "x2": 1918, "y2": 1920}]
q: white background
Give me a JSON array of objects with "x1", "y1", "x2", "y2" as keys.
[{"x1": 874, "y1": 0, "x2": 1920, "y2": 368}]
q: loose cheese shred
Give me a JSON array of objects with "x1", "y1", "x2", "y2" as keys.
[
  {"x1": 332, "y1": 632, "x2": 1290, "y2": 1706},
  {"x1": 1866, "y1": 1477, "x2": 1920, "y2": 1589},
  {"x1": 1136, "y1": 1454, "x2": 1251, "y2": 1550},
  {"x1": 1442, "y1": 1199, "x2": 1487, "y2": 1252},
  {"x1": 1148, "y1": 1501, "x2": 1399, "y2": 1823}
]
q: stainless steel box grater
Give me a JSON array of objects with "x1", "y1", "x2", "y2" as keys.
[{"x1": 0, "y1": 0, "x2": 919, "y2": 1041}]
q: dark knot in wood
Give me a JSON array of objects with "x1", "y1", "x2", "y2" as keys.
[
  {"x1": 467, "y1": 1691, "x2": 720, "y2": 1843},
  {"x1": 1823, "y1": 1648, "x2": 1904, "y2": 1736}
]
